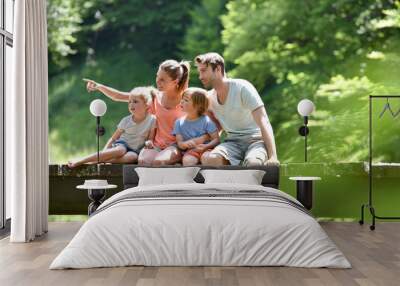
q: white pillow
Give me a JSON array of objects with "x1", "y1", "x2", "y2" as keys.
[
  {"x1": 200, "y1": 169, "x2": 265, "y2": 185},
  {"x1": 135, "y1": 167, "x2": 200, "y2": 186}
]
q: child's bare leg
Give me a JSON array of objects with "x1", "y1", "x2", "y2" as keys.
[
  {"x1": 200, "y1": 151, "x2": 229, "y2": 166},
  {"x1": 182, "y1": 154, "x2": 199, "y2": 166},
  {"x1": 108, "y1": 151, "x2": 138, "y2": 164},
  {"x1": 68, "y1": 146, "x2": 127, "y2": 168},
  {"x1": 152, "y1": 146, "x2": 182, "y2": 166},
  {"x1": 138, "y1": 148, "x2": 159, "y2": 165}
]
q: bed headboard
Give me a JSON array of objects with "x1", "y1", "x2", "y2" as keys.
[{"x1": 123, "y1": 165, "x2": 280, "y2": 190}]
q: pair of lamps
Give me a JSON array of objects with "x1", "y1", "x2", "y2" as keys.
[
  {"x1": 88, "y1": 98, "x2": 315, "y2": 163},
  {"x1": 297, "y1": 99, "x2": 315, "y2": 162}
]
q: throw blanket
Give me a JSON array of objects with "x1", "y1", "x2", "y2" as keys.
[{"x1": 93, "y1": 187, "x2": 311, "y2": 218}]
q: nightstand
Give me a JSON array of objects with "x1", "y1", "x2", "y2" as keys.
[{"x1": 289, "y1": 177, "x2": 321, "y2": 210}]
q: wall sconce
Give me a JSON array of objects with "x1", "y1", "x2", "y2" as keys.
[
  {"x1": 90, "y1": 99, "x2": 107, "y2": 164},
  {"x1": 297, "y1": 99, "x2": 315, "y2": 162}
]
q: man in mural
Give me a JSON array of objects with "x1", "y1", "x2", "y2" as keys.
[{"x1": 195, "y1": 52, "x2": 278, "y2": 166}]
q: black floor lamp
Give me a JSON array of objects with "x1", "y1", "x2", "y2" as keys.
[
  {"x1": 89, "y1": 99, "x2": 107, "y2": 169},
  {"x1": 297, "y1": 99, "x2": 315, "y2": 162}
]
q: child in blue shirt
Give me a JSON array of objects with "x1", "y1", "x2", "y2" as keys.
[{"x1": 172, "y1": 87, "x2": 219, "y2": 166}]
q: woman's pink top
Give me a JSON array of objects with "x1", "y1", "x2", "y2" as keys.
[{"x1": 150, "y1": 94, "x2": 184, "y2": 150}]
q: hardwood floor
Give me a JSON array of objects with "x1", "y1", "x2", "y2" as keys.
[{"x1": 0, "y1": 222, "x2": 399, "y2": 286}]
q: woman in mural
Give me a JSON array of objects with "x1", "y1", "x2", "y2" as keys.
[{"x1": 84, "y1": 59, "x2": 207, "y2": 166}]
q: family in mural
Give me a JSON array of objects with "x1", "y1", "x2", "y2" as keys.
[{"x1": 68, "y1": 53, "x2": 278, "y2": 168}]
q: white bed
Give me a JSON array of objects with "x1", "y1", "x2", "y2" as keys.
[{"x1": 50, "y1": 183, "x2": 351, "y2": 269}]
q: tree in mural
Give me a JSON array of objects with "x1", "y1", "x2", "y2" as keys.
[{"x1": 47, "y1": 0, "x2": 400, "y2": 163}]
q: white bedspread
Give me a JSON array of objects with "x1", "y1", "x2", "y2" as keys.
[{"x1": 50, "y1": 183, "x2": 351, "y2": 269}]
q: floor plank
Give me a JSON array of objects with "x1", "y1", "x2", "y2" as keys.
[{"x1": 0, "y1": 222, "x2": 399, "y2": 286}]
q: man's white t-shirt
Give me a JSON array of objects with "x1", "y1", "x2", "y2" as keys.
[{"x1": 208, "y1": 78, "x2": 268, "y2": 140}]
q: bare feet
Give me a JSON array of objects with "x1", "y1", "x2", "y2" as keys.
[{"x1": 67, "y1": 160, "x2": 80, "y2": 169}]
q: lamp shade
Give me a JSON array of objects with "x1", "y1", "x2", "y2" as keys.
[
  {"x1": 90, "y1": 99, "x2": 107, "y2": 117},
  {"x1": 297, "y1": 99, "x2": 315, "y2": 116}
]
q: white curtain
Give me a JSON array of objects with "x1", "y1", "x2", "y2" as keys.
[{"x1": 8, "y1": 0, "x2": 49, "y2": 242}]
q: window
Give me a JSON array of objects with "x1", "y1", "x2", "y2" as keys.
[
  {"x1": 0, "y1": 0, "x2": 14, "y2": 231},
  {"x1": 5, "y1": 0, "x2": 13, "y2": 34}
]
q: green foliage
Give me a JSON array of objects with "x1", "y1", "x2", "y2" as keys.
[
  {"x1": 49, "y1": 49, "x2": 155, "y2": 162},
  {"x1": 47, "y1": 0, "x2": 198, "y2": 76},
  {"x1": 48, "y1": 0, "x2": 200, "y2": 162},
  {"x1": 48, "y1": 0, "x2": 400, "y2": 163},
  {"x1": 82, "y1": 0, "x2": 198, "y2": 63},
  {"x1": 221, "y1": 0, "x2": 400, "y2": 162},
  {"x1": 221, "y1": 0, "x2": 395, "y2": 89},
  {"x1": 47, "y1": 0, "x2": 84, "y2": 71},
  {"x1": 181, "y1": 0, "x2": 227, "y2": 60},
  {"x1": 180, "y1": 0, "x2": 228, "y2": 86},
  {"x1": 370, "y1": 3, "x2": 400, "y2": 29}
]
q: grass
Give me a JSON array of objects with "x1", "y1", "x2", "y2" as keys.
[
  {"x1": 48, "y1": 215, "x2": 357, "y2": 223},
  {"x1": 316, "y1": 217, "x2": 357, "y2": 222},
  {"x1": 48, "y1": 215, "x2": 88, "y2": 222}
]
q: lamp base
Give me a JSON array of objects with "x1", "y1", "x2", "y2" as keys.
[{"x1": 88, "y1": 189, "x2": 106, "y2": 216}]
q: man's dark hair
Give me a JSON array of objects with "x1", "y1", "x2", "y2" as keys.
[{"x1": 195, "y1": 52, "x2": 225, "y2": 76}]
